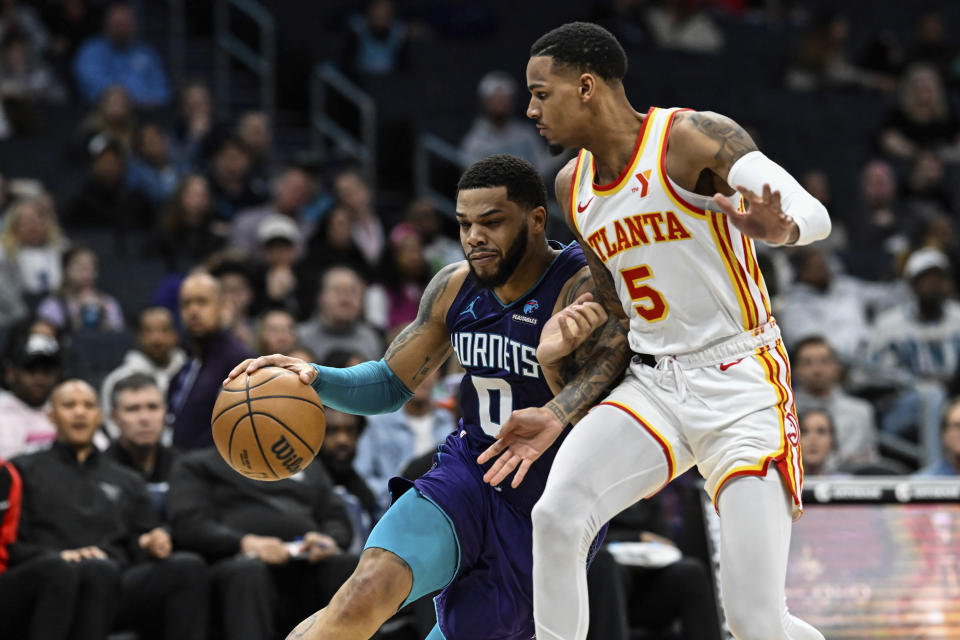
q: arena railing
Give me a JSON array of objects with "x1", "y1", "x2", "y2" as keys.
[
  {"x1": 415, "y1": 133, "x2": 465, "y2": 219},
  {"x1": 214, "y1": 0, "x2": 276, "y2": 126},
  {"x1": 310, "y1": 62, "x2": 377, "y2": 190}
]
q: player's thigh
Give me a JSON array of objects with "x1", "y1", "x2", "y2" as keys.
[
  {"x1": 360, "y1": 488, "x2": 458, "y2": 610},
  {"x1": 541, "y1": 378, "x2": 693, "y2": 516},
  {"x1": 686, "y1": 345, "x2": 802, "y2": 515}
]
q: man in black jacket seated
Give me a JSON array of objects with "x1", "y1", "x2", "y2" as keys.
[
  {"x1": 11, "y1": 379, "x2": 209, "y2": 640},
  {"x1": 169, "y1": 446, "x2": 358, "y2": 640}
]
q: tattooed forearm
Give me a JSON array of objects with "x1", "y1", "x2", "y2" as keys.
[
  {"x1": 547, "y1": 316, "x2": 630, "y2": 425},
  {"x1": 685, "y1": 111, "x2": 757, "y2": 169}
]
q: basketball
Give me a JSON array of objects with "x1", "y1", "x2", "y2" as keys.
[{"x1": 211, "y1": 366, "x2": 326, "y2": 481}]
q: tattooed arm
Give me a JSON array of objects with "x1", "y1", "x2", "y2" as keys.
[{"x1": 382, "y1": 261, "x2": 465, "y2": 390}]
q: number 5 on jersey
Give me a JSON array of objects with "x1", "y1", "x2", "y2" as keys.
[{"x1": 620, "y1": 265, "x2": 669, "y2": 322}]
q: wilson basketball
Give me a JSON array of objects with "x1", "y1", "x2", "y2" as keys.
[{"x1": 211, "y1": 366, "x2": 326, "y2": 481}]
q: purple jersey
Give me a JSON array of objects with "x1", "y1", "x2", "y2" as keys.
[{"x1": 392, "y1": 242, "x2": 591, "y2": 639}]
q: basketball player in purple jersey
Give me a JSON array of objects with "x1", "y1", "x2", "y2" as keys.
[{"x1": 227, "y1": 154, "x2": 630, "y2": 639}]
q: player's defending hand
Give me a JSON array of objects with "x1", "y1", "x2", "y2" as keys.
[
  {"x1": 477, "y1": 407, "x2": 565, "y2": 488},
  {"x1": 224, "y1": 354, "x2": 317, "y2": 386},
  {"x1": 714, "y1": 184, "x2": 797, "y2": 245},
  {"x1": 536, "y1": 292, "x2": 607, "y2": 367}
]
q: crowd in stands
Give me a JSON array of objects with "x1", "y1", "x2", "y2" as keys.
[{"x1": 0, "y1": 1, "x2": 959, "y2": 639}]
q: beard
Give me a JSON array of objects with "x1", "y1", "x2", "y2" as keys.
[{"x1": 469, "y1": 230, "x2": 528, "y2": 288}]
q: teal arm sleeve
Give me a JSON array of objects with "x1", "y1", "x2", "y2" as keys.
[{"x1": 309, "y1": 359, "x2": 414, "y2": 415}]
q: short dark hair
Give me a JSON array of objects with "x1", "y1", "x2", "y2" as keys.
[
  {"x1": 111, "y1": 372, "x2": 161, "y2": 410},
  {"x1": 457, "y1": 154, "x2": 547, "y2": 212},
  {"x1": 530, "y1": 22, "x2": 628, "y2": 82},
  {"x1": 790, "y1": 335, "x2": 835, "y2": 363}
]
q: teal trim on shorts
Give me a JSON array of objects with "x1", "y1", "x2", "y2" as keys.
[
  {"x1": 363, "y1": 488, "x2": 461, "y2": 609},
  {"x1": 425, "y1": 623, "x2": 446, "y2": 640}
]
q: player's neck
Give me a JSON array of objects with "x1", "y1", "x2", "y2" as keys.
[
  {"x1": 585, "y1": 97, "x2": 645, "y2": 186},
  {"x1": 494, "y1": 241, "x2": 556, "y2": 305}
]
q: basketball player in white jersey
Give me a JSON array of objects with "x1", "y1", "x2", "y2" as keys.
[{"x1": 478, "y1": 22, "x2": 830, "y2": 640}]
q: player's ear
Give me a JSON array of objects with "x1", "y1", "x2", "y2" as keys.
[
  {"x1": 528, "y1": 206, "x2": 547, "y2": 234},
  {"x1": 578, "y1": 73, "x2": 596, "y2": 101}
]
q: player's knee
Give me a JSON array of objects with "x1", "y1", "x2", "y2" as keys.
[
  {"x1": 532, "y1": 493, "x2": 584, "y2": 544},
  {"x1": 330, "y1": 550, "x2": 411, "y2": 622}
]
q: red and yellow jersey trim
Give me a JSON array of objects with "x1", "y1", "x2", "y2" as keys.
[
  {"x1": 568, "y1": 149, "x2": 589, "y2": 238},
  {"x1": 708, "y1": 212, "x2": 755, "y2": 330},
  {"x1": 711, "y1": 343, "x2": 803, "y2": 516},
  {"x1": 656, "y1": 108, "x2": 707, "y2": 220},
  {"x1": 590, "y1": 106, "x2": 657, "y2": 196},
  {"x1": 598, "y1": 400, "x2": 675, "y2": 494}
]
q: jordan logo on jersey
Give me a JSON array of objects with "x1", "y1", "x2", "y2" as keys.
[
  {"x1": 586, "y1": 210, "x2": 692, "y2": 263},
  {"x1": 459, "y1": 296, "x2": 481, "y2": 320}
]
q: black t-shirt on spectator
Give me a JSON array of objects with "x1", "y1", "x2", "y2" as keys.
[
  {"x1": 881, "y1": 108, "x2": 960, "y2": 151},
  {"x1": 10, "y1": 442, "x2": 160, "y2": 568}
]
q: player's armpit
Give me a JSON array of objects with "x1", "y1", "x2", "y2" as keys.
[{"x1": 384, "y1": 262, "x2": 466, "y2": 391}]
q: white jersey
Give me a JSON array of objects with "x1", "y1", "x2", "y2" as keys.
[{"x1": 570, "y1": 106, "x2": 772, "y2": 357}]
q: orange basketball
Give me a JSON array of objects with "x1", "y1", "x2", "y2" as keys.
[{"x1": 211, "y1": 366, "x2": 326, "y2": 481}]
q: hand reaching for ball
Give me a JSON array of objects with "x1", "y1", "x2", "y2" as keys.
[{"x1": 225, "y1": 354, "x2": 317, "y2": 387}]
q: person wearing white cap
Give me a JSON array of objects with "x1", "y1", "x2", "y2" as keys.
[
  {"x1": 257, "y1": 214, "x2": 303, "y2": 314},
  {"x1": 867, "y1": 247, "x2": 960, "y2": 465}
]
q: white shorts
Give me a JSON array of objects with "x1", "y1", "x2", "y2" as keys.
[{"x1": 599, "y1": 319, "x2": 803, "y2": 517}]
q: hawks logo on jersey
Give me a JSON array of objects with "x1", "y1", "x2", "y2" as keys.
[{"x1": 584, "y1": 210, "x2": 692, "y2": 263}]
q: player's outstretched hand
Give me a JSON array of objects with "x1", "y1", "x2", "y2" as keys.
[
  {"x1": 537, "y1": 292, "x2": 608, "y2": 367},
  {"x1": 714, "y1": 184, "x2": 796, "y2": 245},
  {"x1": 477, "y1": 407, "x2": 565, "y2": 488},
  {"x1": 224, "y1": 354, "x2": 317, "y2": 386}
]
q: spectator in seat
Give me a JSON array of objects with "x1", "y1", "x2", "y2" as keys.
[
  {"x1": 318, "y1": 407, "x2": 380, "y2": 554},
  {"x1": 255, "y1": 215, "x2": 305, "y2": 316},
  {"x1": 255, "y1": 308, "x2": 299, "y2": 357},
  {"x1": 842, "y1": 159, "x2": 909, "y2": 282},
  {"x1": 231, "y1": 166, "x2": 316, "y2": 259},
  {"x1": 404, "y1": 197, "x2": 462, "y2": 275},
  {"x1": 0, "y1": 194, "x2": 67, "y2": 305},
  {"x1": 297, "y1": 205, "x2": 372, "y2": 320},
  {"x1": 342, "y1": 0, "x2": 408, "y2": 78},
  {"x1": 461, "y1": 70, "x2": 556, "y2": 178},
  {"x1": 172, "y1": 80, "x2": 224, "y2": 172},
  {"x1": 207, "y1": 135, "x2": 266, "y2": 222},
  {"x1": 155, "y1": 174, "x2": 226, "y2": 274},
  {"x1": 72, "y1": 1, "x2": 170, "y2": 107},
  {"x1": 775, "y1": 246, "x2": 872, "y2": 358},
  {"x1": 355, "y1": 370, "x2": 455, "y2": 502},
  {"x1": 917, "y1": 398, "x2": 960, "y2": 476},
  {"x1": 878, "y1": 63, "x2": 960, "y2": 163},
  {"x1": 792, "y1": 336, "x2": 879, "y2": 470},
  {"x1": 0, "y1": 31, "x2": 65, "y2": 136},
  {"x1": 168, "y1": 445, "x2": 358, "y2": 640},
  {"x1": 868, "y1": 248, "x2": 960, "y2": 464},
  {"x1": 0, "y1": 328, "x2": 61, "y2": 458},
  {"x1": 126, "y1": 120, "x2": 183, "y2": 206},
  {"x1": 0, "y1": 451, "x2": 79, "y2": 640},
  {"x1": 105, "y1": 373, "x2": 179, "y2": 521},
  {"x1": 367, "y1": 223, "x2": 430, "y2": 332},
  {"x1": 297, "y1": 265, "x2": 383, "y2": 363},
  {"x1": 333, "y1": 168, "x2": 383, "y2": 266},
  {"x1": 76, "y1": 84, "x2": 136, "y2": 156},
  {"x1": 11, "y1": 379, "x2": 208, "y2": 640},
  {"x1": 211, "y1": 257, "x2": 258, "y2": 350},
  {"x1": 235, "y1": 109, "x2": 275, "y2": 186},
  {"x1": 798, "y1": 409, "x2": 839, "y2": 477},
  {"x1": 66, "y1": 132, "x2": 153, "y2": 230},
  {"x1": 100, "y1": 307, "x2": 186, "y2": 434},
  {"x1": 168, "y1": 271, "x2": 253, "y2": 449},
  {"x1": 36, "y1": 245, "x2": 125, "y2": 333}
]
